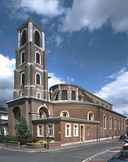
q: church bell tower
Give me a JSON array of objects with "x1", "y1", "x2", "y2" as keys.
[
  {"x1": 13, "y1": 19, "x2": 48, "y2": 100},
  {"x1": 8, "y1": 19, "x2": 49, "y2": 136}
]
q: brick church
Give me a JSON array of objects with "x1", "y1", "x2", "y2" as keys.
[{"x1": 7, "y1": 19, "x2": 126, "y2": 146}]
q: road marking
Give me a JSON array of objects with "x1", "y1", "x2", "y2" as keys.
[{"x1": 82, "y1": 149, "x2": 109, "y2": 162}]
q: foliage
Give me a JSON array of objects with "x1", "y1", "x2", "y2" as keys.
[
  {"x1": 0, "y1": 135, "x2": 17, "y2": 143},
  {"x1": 33, "y1": 140, "x2": 55, "y2": 144},
  {"x1": 16, "y1": 117, "x2": 31, "y2": 141},
  {"x1": 0, "y1": 119, "x2": 4, "y2": 135}
]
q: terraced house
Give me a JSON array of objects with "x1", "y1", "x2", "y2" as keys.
[{"x1": 7, "y1": 19, "x2": 126, "y2": 146}]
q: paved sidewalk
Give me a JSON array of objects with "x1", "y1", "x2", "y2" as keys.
[{"x1": 0, "y1": 139, "x2": 121, "y2": 153}]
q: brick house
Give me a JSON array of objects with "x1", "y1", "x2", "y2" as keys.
[{"x1": 7, "y1": 19, "x2": 126, "y2": 146}]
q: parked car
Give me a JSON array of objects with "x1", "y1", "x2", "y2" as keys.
[
  {"x1": 119, "y1": 135, "x2": 126, "y2": 140},
  {"x1": 107, "y1": 145, "x2": 128, "y2": 162},
  {"x1": 125, "y1": 138, "x2": 128, "y2": 143}
]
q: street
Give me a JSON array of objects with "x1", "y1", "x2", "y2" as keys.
[{"x1": 0, "y1": 140, "x2": 124, "y2": 162}]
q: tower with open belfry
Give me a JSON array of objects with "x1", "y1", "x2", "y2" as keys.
[
  {"x1": 7, "y1": 19, "x2": 126, "y2": 147},
  {"x1": 7, "y1": 19, "x2": 49, "y2": 136}
]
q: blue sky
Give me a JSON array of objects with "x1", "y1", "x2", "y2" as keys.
[{"x1": 0, "y1": 0, "x2": 128, "y2": 114}]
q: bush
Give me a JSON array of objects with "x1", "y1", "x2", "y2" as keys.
[
  {"x1": 0, "y1": 135, "x2": 5, "y2": 143},
  {"x1": 6, "y1": 136, "x2": 17, "y2": 142},
  {"x1": 0, "y1": 135, "x2": 17, "y2": 143}
]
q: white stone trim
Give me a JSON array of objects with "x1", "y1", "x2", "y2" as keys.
[
  {"x1": 37, "y1": 124, "x2": 44, "y2": 137},
  {"x1": 42, "y1": 32, "x2": 45, "y2": 50},
  {"x1": 28, "y1": 21, "x2": 33, "y2": 42},
  {"x1": 20, "y1": 72, "x2": 25, "y2": 86},
  {"x1": 34, "y1": 29, "x2": 41, "y2": 47},
  {"x1": 87, "y1": 111, "x2": 94, "y2": 121},
  {"x1": 80, "y1": 124, "x2": 85, "y2": 141},
  {"x1": 73, "y1": 124, "x2": 79, "y2": 137},
  {"x1": 47, "y1": 124, "x2": 54, "y2": 137},
  {"x1": 65, "y1": 123, "x2": 71, "y2": 137},
  {"x1": 35, "y1": 51, "x2": 41, "y2": 65},
  {"x1": 18, "y1": 31, "x2": 20, "y2": 49},
  {"x1": 20, "y1": 50, "x2": 25, "y2": 65},
  {"x1": 109, "y1": 116, "x2": 112, "y2": 130},
  {"x1": 35, "y1": 72, "x2": 41, "y2": 85},
  {"x1": 60, "y1": 110, "x2": 70, "y2": 117},
  {"x1": 103, "y1": 114, "x2": 107, "y2": 129}
]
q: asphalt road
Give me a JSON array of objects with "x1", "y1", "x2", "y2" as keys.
[{"x1": 0, "y1": 140, "x2": 124, "y2": 162}]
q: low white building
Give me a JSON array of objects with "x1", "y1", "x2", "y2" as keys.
[{"x1": 0, "y1": 107, "x2": 8, "y2": 135}]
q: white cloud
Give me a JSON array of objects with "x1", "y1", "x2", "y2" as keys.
[
  {"x1": 0, "y1": 54, "x2": 65, "y2": 106},
  {"x1": 21, "y1": 0, "x2": 64, "y2": 17},
  {"x1": 95, "y1": 68, "x2": 128, "y2": 114},
  {"x1": 55, "y1": 35, "x2": 64, "y2": 46},
  {"x1": 48, "y1": 73, "x2": 65, "y2": 88},
  {"x1": 62, "y1": 0, "x2": 128, "y2": 33},
  {"x1": 4, "y1": 0, "x2": 64, "y2": 19},
  {"x1": 0, "y1": 54, "x2": 15, "y2": 107}
]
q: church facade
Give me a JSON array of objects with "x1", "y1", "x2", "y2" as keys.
[{"x1": 7, "y1": 19, "x2": 126, "y2": 146}]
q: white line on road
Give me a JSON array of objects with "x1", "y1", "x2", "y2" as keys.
[{"x1": 82, "y1": 149, "x2": 109, "y2": 162}]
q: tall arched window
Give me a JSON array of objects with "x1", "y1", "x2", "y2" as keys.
[
  {"x1": 109, "y1": 116, "x2": 112, "y2": 130},
  {"x1": 35, "y1": 30, "x2": 40, "y2": 46},
  {"x1": 103, "y1": 114, "x2": 107, "y2": 129},
  {"x1": 118, "y1": 120, "x2": 120, "y2": 130},
  {"x1": 21, "y1": 72, "x2": 25, "y2": 85},
  {"x1": 35, "y1": 52, "x2": 41, "y2": 64},
  {"x1": 71, "y1": 91, "x2": 76, "y2": 100},
  {"x1": 87, "y1": 111, "x2": 94, "y2": 121},
  {"x1": 62, "y1": 90, "x2": 67, "y2": 100},
  {"x1": 21, "y1": 52, "x2": 25, "y2": 64},
  {"x1": 13, "y1": 107, "x2": 21, "y2": 123},
  {"x1": 36, "y1": 73, "x2": 41, "y2": 85},
  {"x1": 114, "y1": 118, "x2": 117, "y2": 130},
  {"x1": 21, "y1": 29, "x2": 27, "y2": 46}
]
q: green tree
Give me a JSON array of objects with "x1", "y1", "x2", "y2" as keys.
[
  {"x1": 16, "y1": 117, "x2": 31, "y2": 141},
  {"x1": 0, "y1": 119, "x2": 4, "y2": 135}
]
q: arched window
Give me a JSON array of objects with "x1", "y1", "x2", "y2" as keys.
[
  {"x1": 87, "y1": 111, "x2": 94, "y2": 121},
  {"x1": 21, "y1": 52, "x2": 25, "y2": 64},
  {"x1": 36, "y1": 73, "x2": 41, "y2": 85},
  {"x1": 21, "y1": 72, "x2": 25, "y2": 85},
  {"x1": 39, "y1": 108, "x2": 45, "y2": 118},
  {"x1": 38, "y1": 107, "x2": 48, "y2": 118},
  {"x1": 65, "y1": 123, "x2": 71, "y2": 137},
  {"x1": 109, "y1": 116, "x2": 112, "y2": 130},
  {"x1": 21, "y1": 29, "x2": 27, "y2": 46},
  {"x1": 71, "y1": 91, "x2": 76, "y2": 100},
  {"x1": 103, "y1": 114, "x2": 107, "y2": 129},
  {"x1": 60, "y1": 111, "x2": 69, "y2": 117},
  {"x1": 118, "y1": 120, "x2": 120, "y2": 130},
  {"x1": 13, "y1": 107, "x2": 21, "y2": 123},
  {"x1": 62, "y1": 90, "x2": 67, "y2": 100},
  {"x1": 35, "y1": 52, "x2": 41, "y2": 64},
  {"x1": 35, "y1": 30, "x2": 40, "y2": 46},
  {"x1": 114, "y1": 118, "x2": 117, "y2": 130}
]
